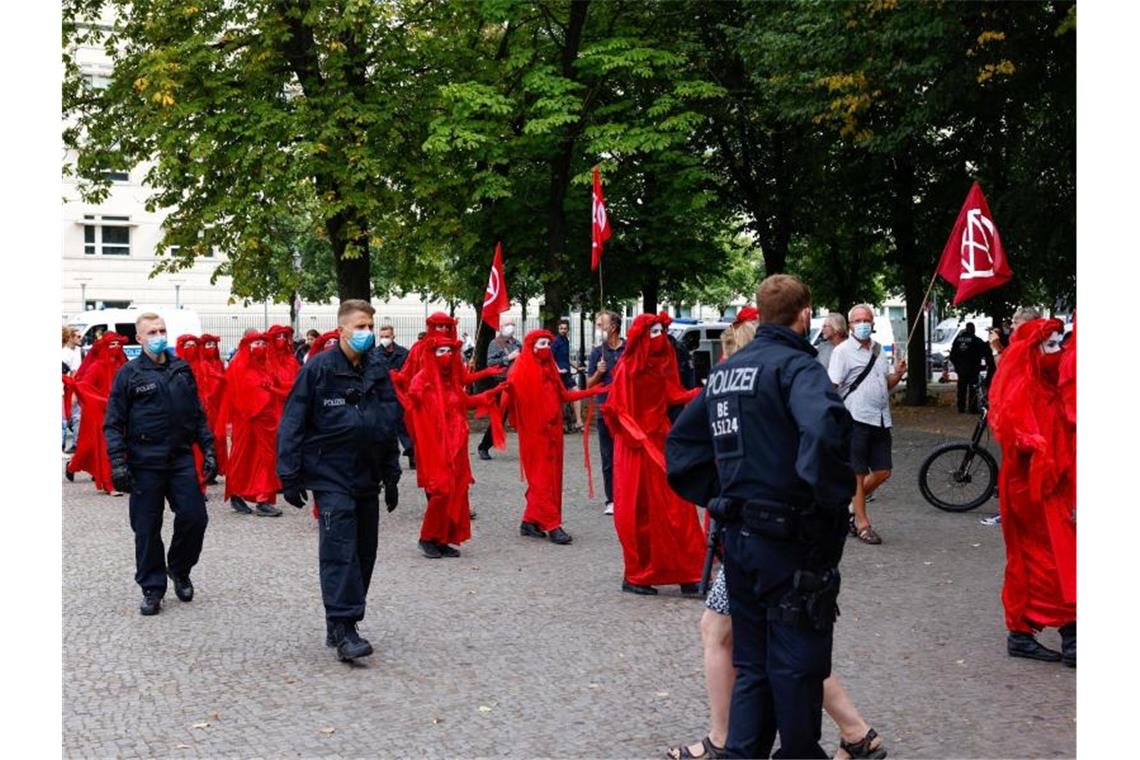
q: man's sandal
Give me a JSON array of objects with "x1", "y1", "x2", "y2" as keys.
[
  {"x1": 665, "y1": 736, "x2": 725, "y2": 760},
  {"x1": 839, "y1": 727, "x2": 888, "y2": 759}
]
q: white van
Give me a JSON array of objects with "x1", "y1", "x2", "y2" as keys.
[
  {"x1": 66, "y1": 306, "x2": 203, "y2": 359},
  {"x1": 930, "y1": 315, "x2": 992, "y2": 371}
]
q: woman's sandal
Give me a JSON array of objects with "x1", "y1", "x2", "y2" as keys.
[
  {"x1": 839, "y1": 727, "x2": 888, "y2": 759},
  {"x1": 856, "y1": 524, "x2": 882, "y2": 545},
  {"x1": 665, "y1": 736, "x2": 725, "y2": 760}
]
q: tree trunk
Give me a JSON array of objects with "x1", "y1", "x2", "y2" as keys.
[
  {"x1": 890, "y1": 159, "x2": 928, "y2": 406},
  {"x1": 325, "y1": 208, "x2": 371, "y2": 301},
  {"x1": 642, "y1": 268, "x2": 659, "y2": 314}
]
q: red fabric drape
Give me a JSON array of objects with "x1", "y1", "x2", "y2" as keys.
[
  {"x1": 989, "y1": 318, "x2": 1076, "y2": 632},
  {"x1": 198, "y1": 334, "x2": 228, "y2": 476},
  {"x1": 66, "y1": 333, "x2": 128, "y2": 493},
  {"x1": 601, "y1": 313, "x2": 704, "y2": 585},
  {"x1": 223, "y1": 333, "x2": 281, "y2": 504}
]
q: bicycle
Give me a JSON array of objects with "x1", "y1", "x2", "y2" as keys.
[{"x1": 917, "y1": 374, "x2": 999, "y2": 512}]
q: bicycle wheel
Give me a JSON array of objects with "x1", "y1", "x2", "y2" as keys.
[{"x1": 918, "y1": 442, "x2": 998, "y2": 512}]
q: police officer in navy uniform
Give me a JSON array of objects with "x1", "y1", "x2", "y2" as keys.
[
  {"x1": 666, "y1": 275, "x2": 855, "y2": 759},
  {"x1": 276, "y1": 299, "x2": 402, "y2": 662},
  {"x1": 104, "y1": 313, "x2": 217, "y2": 616}
]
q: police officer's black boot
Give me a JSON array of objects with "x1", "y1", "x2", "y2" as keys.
[
  {"x1": 407, "y1": 453, "x2": 416, "y2": 471},
  {"x1": 328, "y1": 621, "x2": 373, "y2": 662},
  {"x1": 1060, "y1": 622, "x2": 1076, "y2": 668},
  {"x1": 169, "y1": 572, "x2": 194, "y2": 602},
  {"x1": 139, "y1": 589, "x2": 163, "y2": 616},
  {"x1": 1007, "y1": 631, "x2": 1062, "y2": 662},
  {"x1": 548, "y1": 527, "x2": 573, "y2": 545}
]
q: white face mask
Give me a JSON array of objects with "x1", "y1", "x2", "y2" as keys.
[
  {"x1": 534, "y1": 337, "x2": 552, "y2": 352},
  {"x1": 501, "y1": 324, "x2": 515, "y2": 337},
  {"x1": 649, "y1": 324, "x2": 664, "y2": 339},
  {"x1": 594, "y1": 328, "x2": 606, "y2": 344},
  {"x1": 434, "y1": 346, "x2": 453, "y2": 357},
  {"x1": 378, "y1": 337, "x2": 393, "y2": 348},
  {"x1": 1040, "y1": 331, "x2": 1064, "y2": 354}
]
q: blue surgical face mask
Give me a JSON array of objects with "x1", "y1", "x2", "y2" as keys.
[
  {"x1": 147, "y1": 335, "x2": 168, "y2": 355},
  {"x1": 852, "y1": 323, "x2": 873, "y2": 341},
  {"x1": 348, "y1": 329, "x2": 374, "y2": 352}
]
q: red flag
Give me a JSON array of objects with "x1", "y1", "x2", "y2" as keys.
[
  {"x1": 936, "y1": 182, "x2": 1013, "y2": 304},
  {"x1": 591, "y1": 166, "x2": 612, "y2": 271},
  {"x1": 482, "y1": 242, "x2": 510, "y2": 331}
]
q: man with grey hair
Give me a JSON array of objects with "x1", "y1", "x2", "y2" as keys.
[
  {"x1": 828, "y1": 304, "x2": 906, "y2": 545},
  {"x1": 477, "y1": 315, "x2": 522, "y2": 460},
  {"x1": 104, "y1": 312, "x2": 217, "y2": 616},
  {"x1": 815, "y1": 312, "x2": 847, "y2": 371}
]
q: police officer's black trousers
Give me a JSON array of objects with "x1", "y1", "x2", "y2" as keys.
[
  {"x1": 956, "y1": 375, "x2": 979, "y2": 413},
  {"x1": 397, "y1": 418, "x2": 414, "y2": 459},
  {"x1": 596, "y1": 416, "x2": 615, "y2": 502},
  {"x1": 722, "y1": 525, "x2": 832, "y2": 759},
  {"x1": 129, "y1": 458, "x2": 208, "y2": 594},
  {"x1": 315, "y1": 491, "x2": 379, "y2": 623}
]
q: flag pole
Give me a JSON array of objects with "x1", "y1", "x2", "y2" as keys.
[
  {"x1": 902, "y1": 269, "x2": 941, "y2": 365},
  {"x1": 598, "y1": 258, "x2": 605, "y2": 310}
]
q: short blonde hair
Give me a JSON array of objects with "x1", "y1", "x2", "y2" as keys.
[{"x1": 135, "y1": 311, "x2": 163, "y2": 331}]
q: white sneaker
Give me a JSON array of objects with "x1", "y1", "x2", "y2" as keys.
[
  {"x1": 604, "y1": 502, "x2": 614, "y2": 515},
  {"x1": 979, "y1": 514, "x2": 1001, "y2": 526}
]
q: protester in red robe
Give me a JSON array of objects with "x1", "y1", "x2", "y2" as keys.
[
  {"x1": 65, "y1": 332, "x2": 128, "y2": 493},
  {"x1": 306, "y1": 329, "x2": 341, "y2": 362},
  {"x1": 267, "y1": 324, "x2": 301, "y2": 393},
  {"x1": 175, "y1": 334, "x2": 212, "y2": 494},
  {"x1": 395, "y1": 312, "x2": 503, "y2": 394},
  {"x1": 392, "y1": 335, "x2": 502, "y2": 559},
  {"x1": 499, "y1": 329, "x2": 606, "y2": 545},
  {"x1": 223, "y1": 333, "x2": 284, "y2": 517},
  {"x1": 602, "y1": 313, "x2": 704, "y2": 595},
  {"x1": 197, "y1": 334, "x2": 228, "y2": 478},
  {"x1": 988, "y1": 317, "x2": 1076, "y2": 666}
]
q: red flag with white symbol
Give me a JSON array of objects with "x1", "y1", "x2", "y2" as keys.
[
  {"x1": 482, "y1": 242, "x2": 510, "y2": 331},
  {"x1": 936, "y1": 182, "x2": 1013, "y2": 304},
  {"x1": 591, "y1": 166, "x2": 612, "y2": 271}
]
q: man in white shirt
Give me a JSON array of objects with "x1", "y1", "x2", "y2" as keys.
[
  {"x1": 828, "y1": 304, "x2": 906, "y2": 545},
  {"x1": 62, "y1": 327, "x2": 83, "y2": 452}
]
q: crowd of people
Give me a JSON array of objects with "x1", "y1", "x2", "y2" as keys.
[{"x1": 61, "y1": 280, "x2": 1075, "y2": 758}]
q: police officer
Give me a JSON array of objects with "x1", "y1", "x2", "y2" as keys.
[
  {"x1": 948, "y1": 322, "x2": 995, "y2": 413},
  {"x1": 666, "y1": 274, "x2": 855, "y2": 759},
  {"x1": 276, "y1": 299, "x2": 402, "y2": 662},
  {"x1": 104, "y1": 313, "x2": 217, "y2": 616}
]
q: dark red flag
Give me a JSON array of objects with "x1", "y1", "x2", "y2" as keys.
[
  {"x1": 937, "y1": 182, "x2": 1013, "y2": 304},
  {"x1": 482, "y1": 242, "x2": 510, "y2": 331},
  {"x1": 591, "y1": 166, "x2": 612, "y2": 271}
]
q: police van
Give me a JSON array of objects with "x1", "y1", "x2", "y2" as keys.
[
  {"x1": 66, "y1": 306, "x2": 203, "y2": 360},
  {"x1": 668, "y1": 320, "x2": 731, "y2": 387}
]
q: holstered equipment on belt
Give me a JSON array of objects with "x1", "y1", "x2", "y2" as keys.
[
  {"x1": 770, "y1": 567, "x2": 842, "y2": 631},
  {"x1": 708, "y1": 496, "x2": 813, "y2": 542}
]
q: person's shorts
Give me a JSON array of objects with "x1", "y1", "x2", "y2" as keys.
[
  {"x1": 850, "y1": 421, "x2": 893, "y2": 474},
  {"x1": 561, "y1": 372, "x2": 576, "y2": 390},
  {"x1": 704, "y1": 566, "x2": 729, "y2": 616}
]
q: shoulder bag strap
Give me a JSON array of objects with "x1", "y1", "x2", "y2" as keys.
[{"x1": 841, "y1": 344, "x2": 880, "y2": 400}]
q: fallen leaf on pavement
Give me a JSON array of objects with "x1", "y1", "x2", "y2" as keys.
[
  {"x1": 655, "y1": 691, "x2": 670, "y2": 698},
  {"x1": 588, "y1": 683, "x2": 601, "y2": 689},
  {"x1": 285, "y1": 677, "x2": 297, "y2": 684},
  {"x1": 191, "y1": 722, "x2": 210, "y2": 729},
  {"x1": 971, "y1": 543, "x2": 981, "y2": 548},
  {"x1": 478, "y1": 705, "x2": 493, "y2": 714},
  {"x1": 923, "y1": 561, "x2": 933, "y2": 566},
  {"x1": 319, "y1": 726, "x2": 336, "y2": 735},
  {"x1": 207, "y1": 712, "x2": 220, "y2": 721},
  {"x1": 432, "y1": 717, "x2": 444, "y2": 724},
  {"x1": 175, "y1": 744, "x2": 191, "y2": 750}
]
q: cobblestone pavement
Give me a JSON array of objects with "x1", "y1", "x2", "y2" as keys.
[{"x1": 63, "y1": 417, "x2": 1074, "y2": 759}]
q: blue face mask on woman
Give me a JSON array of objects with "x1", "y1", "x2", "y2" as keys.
[
  {"x1": 348, "y1": 329, "x2": 374, "y2": 352},
  {"x1": 147, "y1": 335, "x2": 168, "y2": 355},
  {"x1": 852, "y1": 322, "x2": 873, "y2": 341}
]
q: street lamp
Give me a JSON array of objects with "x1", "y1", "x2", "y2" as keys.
[{"x1": 74, "y1": 278, "x2": 91, "y2": 314}]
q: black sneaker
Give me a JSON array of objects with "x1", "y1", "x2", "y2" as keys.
[
  {"x1": 230, "y1": 496, "x2": 253, "y2": 514},
  {"x1": 1060, "y1": 623, "x2": 1076, "y2": 668},
  {"x1": 621, "y1": 580, "x2": 658, "y2": 596},
  {"x1": 407, "y1": 453, "x2": 416, "y2": 471},
  {"x1": 679, "y1": 583, "x2": 701, "y2": 598},
  {"x1": 169, "y1": 572, "x2": 194, "y2": 602},
  {"x1": 548, "y1": 527, "x2": 573, "y2": 545},
  {"x1": 255, "y1": 502, "x2": 283, "y2": 517},
  {"x1": 438, "y1": 544, "x2": 461, "y2": 558},
  {"x1": 328, "y1": 621, "x2": 373, "y2": 661},
  {"x1": 469, "y1": 509, "x2": 477, "y2": 521},
  {"x1": 1007, "y1": 632, "x2": 1062, "y2": 662},
  {"x1": 520, "y1": 521, "x2": 546, "y2": 539},
  {"x1": 65, "y1": 468, "x2": 75, "y2": 482},
  {"x1": 477, "y1": 449, "x2": 493, "y2": 461},
  {"x1": 418, "y1": 540, "x2": 442, "y2": 559},
  {"x1": 140, "y1": 590, "x2": 163, "y2": 616}
]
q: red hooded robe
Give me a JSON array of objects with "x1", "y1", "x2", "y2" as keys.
[
  {"x1": 392, "y1": 335, "x2": 503, "y2": 547},
  {"x1": 197, "y1": 334, "x2": 229, "y2": 476},
  {"x1": 602, "y1": 313, "x2": 704, "y2": 586},
  {"x1": 223, "y1": 333, "x2": 282, "y2": 504},
  {"x1": 988, "y1": 318, "x2": 1076, "y2": 633},
  {"x1": 65, "y1": 332, "x2": 128, "y2": 492},
  {"x1": 176, "y1": 334, "x2": 210, "y2": 492},
  {"x1": 500, "y1": 329, "x2": 606, "y2": 532}
]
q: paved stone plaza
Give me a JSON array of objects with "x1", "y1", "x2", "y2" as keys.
[{"x1": 63, "y1": 414, "x2": 1075, "y2": 758}]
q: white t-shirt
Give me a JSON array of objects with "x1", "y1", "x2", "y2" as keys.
[
  {"x1": 62, "y1": 346, "x2": 82, "y2": 374},
  {"x1": 828, "y1": 337, "x2": 892, "y2": 428}
]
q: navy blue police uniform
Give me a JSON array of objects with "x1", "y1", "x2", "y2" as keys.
[
  {"x1": 373, "y1": 342, "x2": 414, "y2": 464},
  {"x1": 104, "y1": 351, "x2": 216, "y2": 611},
  {"x1": 587, "y1": 339, "x2": 625, "y2": 503},
  {"x1": 666, "y1": 324, "x2": 855, "y2": 759},
  {"x1": 276, "y1": 343, "x2": 401, "y2": 655}
]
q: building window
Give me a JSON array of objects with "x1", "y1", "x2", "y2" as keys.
[
  {"x1": 82, "y1": 215, "x2": 131, "y2": 256},
  {"x1": 103, "y1": 170, "x2": 129, "y2": 182},
  {"x1": 81, "y1": 72, "x2": 112, "y2": 90}
]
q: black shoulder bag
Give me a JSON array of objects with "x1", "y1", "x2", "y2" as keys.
[{"x1": 840, "y1": 344, "x2": 880, "y2": 400}]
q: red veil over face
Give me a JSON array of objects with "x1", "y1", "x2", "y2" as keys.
[
  {"x1": 223, "y1": 332, "x2": 282, "y2": 504},
  {"x1": 66, "y1": 332, "x2": 129, "y2": 492},
  {"x1": 175, "y1": 334, "x2": 201, "y2": 364},
  {"x1": 306, "y1": 329, "x2": 341, "y2": 362},
  {"x1": 501, "y1": 329, "x2": 605, "y2": 531},
  {"x1": 196, "y1": 333, "x2": 228, "y2": 476},
  {"x1": 266, "y1": 324, "x2": 300, "y2": 391},
  {"x1": 601, "y1": 313, "x2": 705, "y2": 587},
  {"x1": 988, "y1": 317, "x2": 1075, "y2": 633}
]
